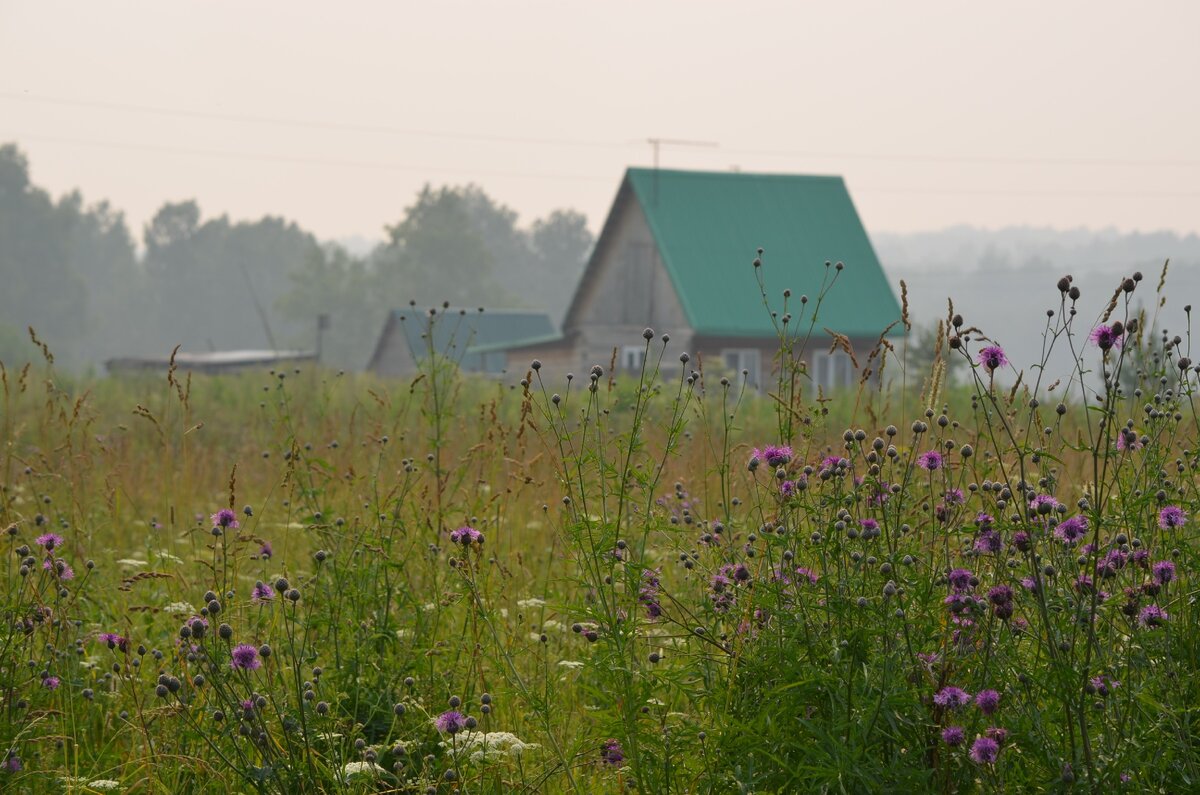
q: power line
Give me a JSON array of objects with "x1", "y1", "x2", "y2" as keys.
[
  {"x1": 853, "y1": 186, "x2": 1200, "y2": 199},
  {"x1": 4, "y1": 91, "x2": 1199, "y2": 169},
  {"x1": 10, "y1": 129, "x2": 1198, "y2": 201},
  {"x1": 0, "y1": 91, "x2": 632, "y2": 150},
  {"x1": 2, "y1": 130, "x2": 615, "y2": 183},
  {"x1": 719, "y1": 146, "x2": 1200, "y2": 169}
]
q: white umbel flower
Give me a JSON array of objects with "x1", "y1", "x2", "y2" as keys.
[
  {"x1": 340, "y1": 761, "x2": 386, "y2": 781},
  {"x1": 442, "y1": 730, "x2": 539, "y2": 763}
]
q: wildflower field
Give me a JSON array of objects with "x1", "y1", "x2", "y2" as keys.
[{"x1": 2, "y1": 264, "x2": 1199, "y2": 794}]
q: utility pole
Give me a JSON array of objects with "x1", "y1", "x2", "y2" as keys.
[{"x1": 316, "y1": 313, "x2": 330, "y2": 362}]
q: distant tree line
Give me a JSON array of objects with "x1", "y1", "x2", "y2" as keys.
[{"x1": 0, "y1": 143, "x2": 594, "y2": 371}]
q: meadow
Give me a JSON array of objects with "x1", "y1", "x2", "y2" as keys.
[{"x1": 1, "y1": 265, "x2": 1198, "y2": 794}]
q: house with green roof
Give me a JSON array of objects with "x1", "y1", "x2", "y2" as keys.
[
  {"x1": 456, "y1": 167, "x2": 900, "y2": 389},
  {"x1": 368, "y1": 306, "x2": 556, "y2": 377}
]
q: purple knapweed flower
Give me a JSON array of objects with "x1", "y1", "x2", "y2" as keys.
[
  {"x1": 1138, "y1": 604, "x2": 1168, "y2": 628},
  {"x1": 987, "y1": 584, "x2": 1014, "y2": 606},
  {"x1": 944, "y1": 592, "x2": 980, "y2": 621},
  {"x1": 4, "y1": 754, "x2": 20, "y2": 773},
  {"x1": 1089, "y1": 323, "x2": 1124, "y2": 351},
  {"x1": 449, "y1": 526, "x2": 484, "y2": 546},
  {"x1": 974, "y1": 529, "x2": 1003, "y2": 554},
  {"x1": 1117, "y1": 428, "x2": 1143, "y2": 452},
  {"x1": 1096, "y1": 549, "x2": 1128, "y2": 578},
  {"x1": 934, "y1": 686, "x2": 972, "y2": 710},
  {"x1": 1159, "y1": 506, "x2": 1187, "y2": 530},
  {"x1": 601, "y1": 738, "x2": 624, "y2": 766},
  {"x1": 230, "y1": 644, "x2": 261, "y2": 671},
  {"x1": 975, "y1": 689, "x2": 1000, "y2": 716},
  {"x1": 211, "y1": 509, "x2": 240, "y2": 531},
  {"x1": 1011, "y1": 530, "x2": 1032, "y2": 552},
  {"x1": 819, "y1": 455, "x2": 845, "y2": 476},
  {"x1": 1053, "y1": 516, "x2": 1089, "y2": 545},
  {"x1": 859, "y1": 518, "x2": 879, "y2": 535},
  {"x1": 942, "y1": 726, "x2": 965, "y2": 746},
  {"x1": 917, "y1": 451, "x2": 943, "y2": 471},
  {"x1": 969, "y1": 736, "x2": 1001, "y2": 764},
  {"x1": 251, "y1": 581, "x2": 275, "y2": 603},
  {"x1": 258, "y1": 541, "x2": 273, "y2": 559},
  {"x1": 41, "y1": 675, "x2": 60, "y2": 690},
  {"x1": 987, "y1": 585, "x2": 1014, "y2": 619},
  {"x1": 1152, "y1": 560, "x2": 1176, "y2": 585},
  {"x1": 985, "y1": 726, "x2": 1009, "y2": 744},
  {"x1": 1029, "y1": 494, "x2": 1062, "y2": 515},
  {"x1": 947, "y1": 568, "x2": 975, "y2": 592},
  {"x1": 36, "y1": 533, "x2": 64, "y2": 552},
  {"x1": 977, "y1": 346, "x2": 1007, "y2": 370},
  {"x1": 752, "y1": 445, "x2": 793, "y2": 468},
  {"x1": 639, "y1": 569, "x2": 662, "y2": 619},
  {"x1": 43, "y1": 558, "x2": 74, "y2": 580},
  {"x1": 435, "y1": 710, "x2": 467, "y2": 734},
  {"x1": 99, "y1": 632, "x2": 129, "y2": 653},
  {"x1": 794, "y1": 566, "x2": 819, "y2": 585},
  {"x1": 1090, "y1": 675, "x2": 1119, "y2": 697}
]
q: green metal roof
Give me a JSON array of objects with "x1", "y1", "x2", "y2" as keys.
[
  {"x1": 392, "y1": 308, "x2": 556, "y2": 369},
  {"x1": 623, "y1": 167, "x2": 901, "y2": 339},
  {"x1": 467, "y1": 331, "x2": 564, "y2": 356}
]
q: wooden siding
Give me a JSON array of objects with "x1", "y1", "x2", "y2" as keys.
[
  {"x1": 369, "y1": 325, "x2": 418, "y2": 376},
  {"x1": 568, "y1": 193, "x2": 694, "y2": 374}
]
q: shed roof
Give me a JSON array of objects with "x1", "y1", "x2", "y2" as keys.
[
  {"x1": 106, "y1": 349, "x2": 316, "y2": 375},
  {"x1": 588, "y1": 168, "x2": 900, "y2": 339},
  {"x1": 368, "y1": 307, "x2": 557, "y2": 371}
]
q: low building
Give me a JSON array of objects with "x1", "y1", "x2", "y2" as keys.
[
  {"x1": 106, "y1": 349, "x2": 316, "y2": 375},
  {"x1": 368, "y1": 307, "x2": 557, "y2": 377},
  {"x1": 490, "y1": 167, "x2": 902, "y2": 390}
]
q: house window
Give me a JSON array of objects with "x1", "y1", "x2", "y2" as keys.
[
  {"x1": 813, "y1": 350, "x2": 855, "y2": 391},
  {"x1": 721, "y1": 348, "x2": 761, "y2": 388},
  {"x1": 620, "y1": 345, "x2": 646, "y2": 373}
]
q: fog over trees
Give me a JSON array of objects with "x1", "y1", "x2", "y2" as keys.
[
  {"x1": 872, "y1": 228, "x2": 1200, "y2": 384},
  {"x1": 0, "y1": 144, "x2": 593, "y2": 371},
  {"x1": 2, "y1": 140, "x2": 1197, "y2": 380}
]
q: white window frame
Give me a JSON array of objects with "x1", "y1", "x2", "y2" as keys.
[
  {"x1": 620, "y1": 345, "x2": 646, "y2": 373},
  {"x1": 813, "y1": 350, "x2": 854, "y2": 391},
  {"x1": 721, "y1": 348, "x2": 761, "y2": 388}
]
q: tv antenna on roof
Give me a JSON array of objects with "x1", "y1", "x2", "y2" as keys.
[{"x1": 646, "y1": 137, "x2": 718, "y2": 204}]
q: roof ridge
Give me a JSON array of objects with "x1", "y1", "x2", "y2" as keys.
[{"x1": 625, "y1": 166, "x2": 844, "y2": 182}]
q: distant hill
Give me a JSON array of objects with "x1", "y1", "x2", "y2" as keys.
[{"x1": 869, "y1": 226, "x2": 1200, "y2": 386}]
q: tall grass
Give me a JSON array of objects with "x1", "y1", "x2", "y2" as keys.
[{"x1": 0, "y1": 262, "x2": 1197, "y2": 793}]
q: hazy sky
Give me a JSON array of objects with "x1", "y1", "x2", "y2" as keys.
[{"x1": 3, "y1": 1, "x2": 1200, "y2": 242}]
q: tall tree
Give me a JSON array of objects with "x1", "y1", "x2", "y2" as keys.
[
  {"x1": 277, "y1": 244, "x2": 380, "y2": 370},
  {"x1": 529, "y1": 209, "x2": 593, "y2": 319},
  {"x1": 377, "y1": 185, "x2": 509, "y2": 307},
  {"x1": 141, "y1": 203, "x2": 321, "y2": 355},
  {"x1": 0, "y1": 144, "x2": 134, "y2": 366}
]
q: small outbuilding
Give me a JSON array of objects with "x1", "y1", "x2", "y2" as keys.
[
  {"x1": 367, "y1": 307, "x2": 557, "y2": 377},
  {"x1": 488, "y1": 167, "x2": 902, "y2": 390},
  {"x1": 106, "y1": 349, "x2": 316, "y2": 375}
]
